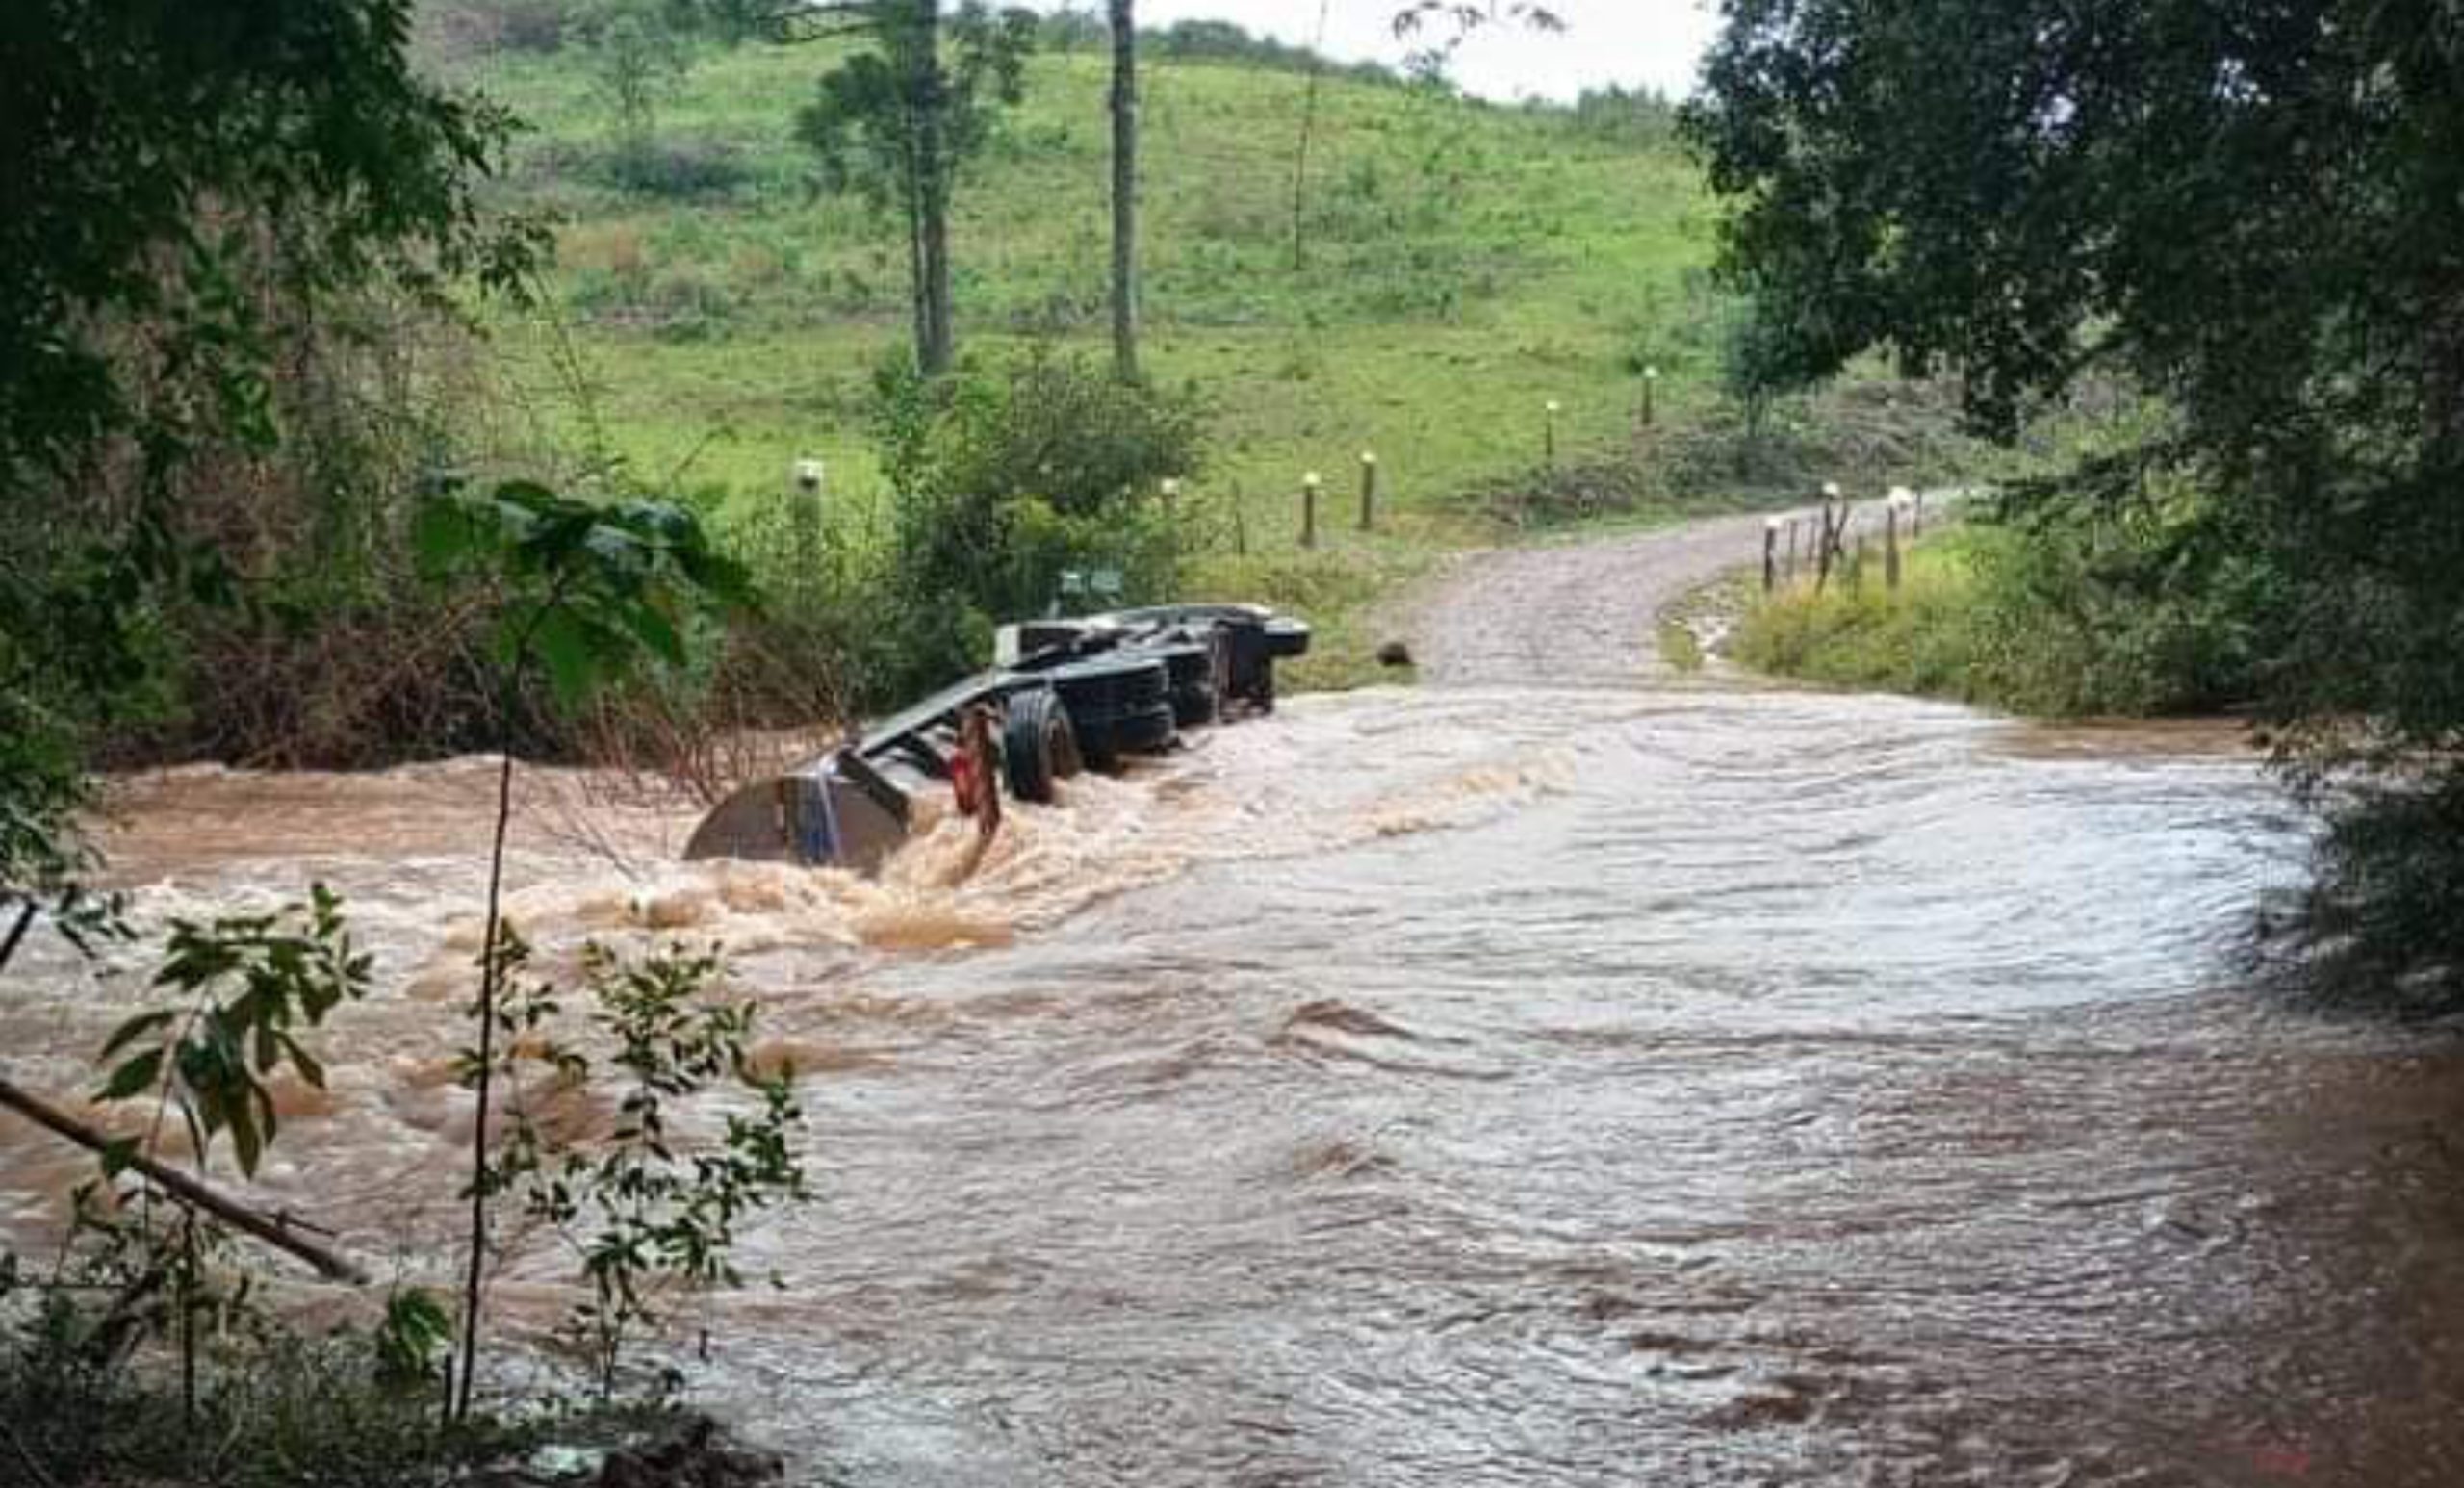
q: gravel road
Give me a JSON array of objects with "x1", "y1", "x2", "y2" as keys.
[{"x1": 1408, "y1": 510, "x2": 1789, "y2": 687}]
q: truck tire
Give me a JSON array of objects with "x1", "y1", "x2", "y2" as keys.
[{"x1": 1002, "y1": 689, "x2": 1078, "y2": 805}]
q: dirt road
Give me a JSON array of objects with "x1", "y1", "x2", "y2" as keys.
[{"x1": 1408, "y1": 511, "x2": 1784, "y2": 687}]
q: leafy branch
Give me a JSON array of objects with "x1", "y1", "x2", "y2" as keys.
[{"x1": 413, "y1": 478, "x2": 752, "y2": 1420}]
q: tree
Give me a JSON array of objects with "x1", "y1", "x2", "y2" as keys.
[
  {"x1": 1108, "y1": 0, "x2": 1140, "y2": 382},
  {"x1": 0, "y1": 0, "x2": 538, "y2": 941},
  {"x1": 582, "y1": 0, "x2": 694, "y2": 166},
  {"x1": 794, "y1": 1, "x2": 1036, "y2": 376},
  {"x1": 1686, "y1": 0, "x2": 2464, "y2": 726},
  {"x1": 1685, "y1": 0, "x2": 2464, "y2": 978}
]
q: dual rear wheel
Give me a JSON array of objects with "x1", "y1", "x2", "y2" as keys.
[{"x1": 1001, "y1": 688, "x2": 1082, "y2": 805}]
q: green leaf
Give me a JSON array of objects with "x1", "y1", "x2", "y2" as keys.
[
  {"x1": 527, "y1": 605, "x2": 606, "y2": 709},
  {"x1": 99, "y1": 1009, "x2": 176, "y2": 1060},
  {"x1": 281, "y1": 1035, "x2": 326, "y2": 1089},
  {"x1": 613, "y1": 597, "x2": 684, "y2": 666},
  {"x1": 229, "y1": 1100, "x2": 264, "y2": 1178},
  {"x1": 96, "y1": 1048, "x2": 165, "y2": 1102},
  {"x1": 413, "y1": 497, "x2": 482, "y2": 575}
]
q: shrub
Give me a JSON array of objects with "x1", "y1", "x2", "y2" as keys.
[
  {"x1": 870, "y1": 349, "x2": 1210, "y2": 691},
  {"x1": 2282, "y1": 775, "x2": 2464, "y2": 1010},
  {"x1": 594, "y1": 140, "x2": 753, "y2": 200},
  {"x1": 1456, "y1": 458, "x2": 1683, "y2": 531},
  {"x1": 1731, "y1": 538, "x2": 1990, "y2": 702},
  {"x1": 1732, "y1": 505, "x2": 2275, "y2": 719}
]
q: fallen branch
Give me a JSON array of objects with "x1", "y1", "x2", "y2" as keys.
[{"x1": 0, "y1": 1075, "x2": 369, "y2": 1285}]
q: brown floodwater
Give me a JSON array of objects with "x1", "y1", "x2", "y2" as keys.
[{"x1": 8, "y1": 530, "x2": 2464, "y2": 1486}]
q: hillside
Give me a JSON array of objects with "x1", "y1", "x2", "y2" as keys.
[{"x1": 438, "y1": 31, "x2": 1718, "y2": 520}]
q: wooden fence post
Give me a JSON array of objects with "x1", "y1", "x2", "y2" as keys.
[
  {"x1": 1815, "y1": 483, "x2": 1842, "y2": 592},
  {"x1": 1300, "y1": 472, "x2": 1321, "y2": 550},
  {"x1": 790, "y1": 458, "x2": 825, "y2": 598},
  {"x1": 1358, "y1": 451, "x2": 1378, "y2": 532},
  {"x1": 1885, "y1": 502, "x2": 1903, "y2": 590},
  {"x1": 1544, "y1": 400, "x2": 1561, "y2": 468},
  {"x1": 1762, "y1": 517, "x2": 1780, "y2": 594}
]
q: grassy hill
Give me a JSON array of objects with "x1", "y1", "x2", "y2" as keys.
[
  {"x1": 425, "y1": 18, "x2": 1967, "y2": 682},
  {"x1": 445, "y1": 30, "x2": 1706, "y2": 487}
]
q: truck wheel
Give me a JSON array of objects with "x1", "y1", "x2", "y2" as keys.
[{"x1": 1002, "y1": 689, "x2": 1078, "y2": 804}]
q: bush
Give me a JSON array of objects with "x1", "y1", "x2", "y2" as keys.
[
  {"x1": 594, "y1": 139, "x2": 752, "y2": 200},
  {"x1": 2281, "y1": 776, "x2": 2464, "y2": 1010},
  {"x1": 1732, "y1": 504, "x2": 2275, "y2": 719},
  {"x1": 1731, "y1": 537, "x2": 1990, "y2": 702},
  {"x1": 869, "y1": 349, "x2": 1209, "y2": 692},
  {"x1": 1565, "y1": 85, "x2": 1681, "y2": 147}
]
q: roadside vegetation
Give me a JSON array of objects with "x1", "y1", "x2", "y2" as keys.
[
  {"x1": 1732, "y1": 509, "x2": 2272, "y2": 721},
  {"x1": 1689, "y1": 0, "x2": 2464, "y2": 999}
]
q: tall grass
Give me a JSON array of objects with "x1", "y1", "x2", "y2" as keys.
[{"x1": 1732, "y1": 524, "x2": 2264, "y2": 718}]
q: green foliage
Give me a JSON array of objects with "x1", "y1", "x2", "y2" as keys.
[
  {"x1": 375, "y1": 1287, "x2": 457, "y2": 1387},
  {"x1": 420, "y1": 479, "x2": 751, "y2": 1421},
  {"x1": 416, "y1": 481, "x2": 755, "y2": 711},
  {"x1": 9, "y1": 888, "x2": 376, "y2": 1441},
  {"x1": 1686, "y1": 0, "x2": 2464, "y2": 748},
  {"x1": 1655, "y1": 620, "x2": 1705, "y2": 674},
  {"x1": 873, "y1": 348, "x2": 1204, "y2": 686},
  {"x1": 796, "y1": 2, "x2": 1035, "y2": 210},
  {"x1": 1734, "y1": 522, "x2": 2272, "y2": 719},
  {"x1": 474, "y1": 941, "x2": 805, "y2": 1401},
  {"x1": 94, "y1": 885, "x2": 372, "y2": 1181},
  {"x1": 1, "y1": 0, "x2": 543, "y2": 964},
  {"x1": 2286, "y1": 777, "x2": 2464, "y2": 1008},
  {"x1": 434, "y1": 16, "x2": 1962, "y2": 715},
  {"x1": 427, "y1": 0, "x2": 585, "y2": 56},
  {"x1": 1564, "y1": 84, "x2": 1678, "y2": 147},
  {"x1": 793, "y1": 0, "x2": 1037, "y2": 372},
  {"x1": 1732, "y1": 538, "x2": 2000, "y2": 706},
  {"x1": 0, "y1": 1284, "x2": 605, "y2": 1488},
  {"x1": 579, "y1": 0, "x2": 696, "y2": 167},
  {"x1": 0, "y1": 0, "x2": 538, "y2": 491}
]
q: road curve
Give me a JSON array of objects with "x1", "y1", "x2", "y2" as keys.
[{"x1": 1408, "y1": 510, "x2": 1786, "y2": 688}]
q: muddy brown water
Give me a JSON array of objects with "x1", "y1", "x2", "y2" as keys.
[{"x1": 9, "y1": 517, "x2": 2464, "y2": 1486}]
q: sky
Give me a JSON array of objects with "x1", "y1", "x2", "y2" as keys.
[{"x1": 1065, "y1": 1, "x2": 1724, "y2": 103}]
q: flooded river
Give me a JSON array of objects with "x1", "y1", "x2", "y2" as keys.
[{"x1": 8, "y1": 517, "x2": 2464, "y2": 1485}]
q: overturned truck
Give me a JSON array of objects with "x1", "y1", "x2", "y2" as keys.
[{"x1": 685, "y1": 604, "x2": 1311, "y2": 872}]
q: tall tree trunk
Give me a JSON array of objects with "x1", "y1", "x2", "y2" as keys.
[
  {"x1": 904, "y1": 178, "x2": 930, "y2": 373},
  {"x1": 918, "y1": 169, "x2": 955, "y2": 375},
  {"x1": 911, "y1": 0, "x2": 956, "y2": 377},
  {"x1": 1107, "y1": 0, "x2": 1140, "y2": 382}
]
